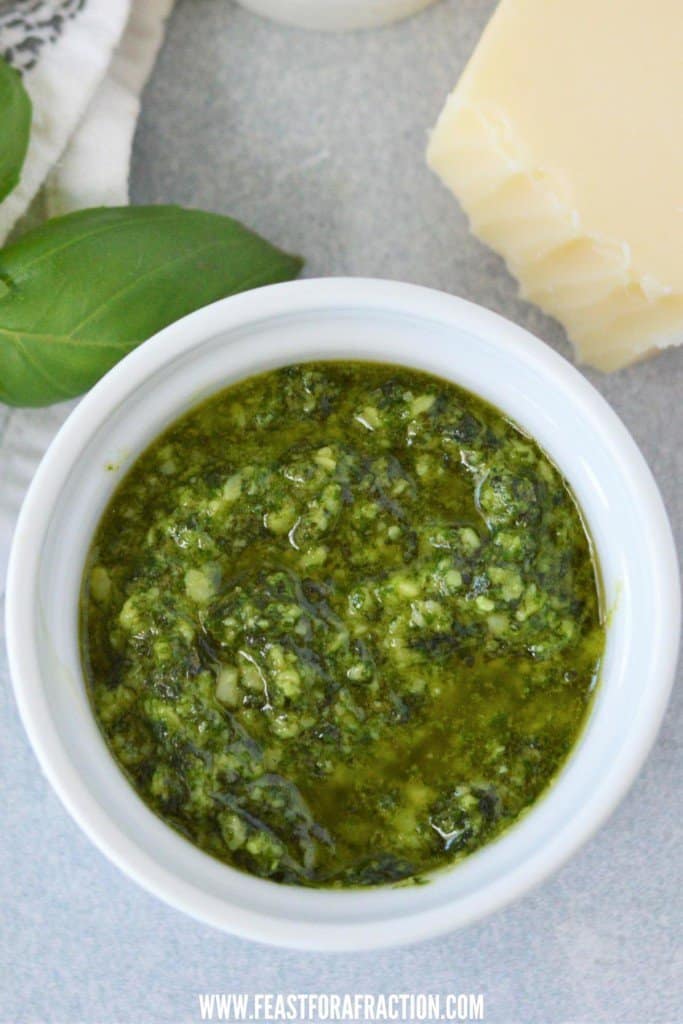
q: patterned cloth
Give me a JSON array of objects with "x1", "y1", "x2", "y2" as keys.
[{"x1": 0, "y1": 0, "x2": 174, "y2": 593}]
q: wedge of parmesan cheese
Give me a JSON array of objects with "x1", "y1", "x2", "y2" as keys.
[{"x1": 427, "y1": 0, "x2": 683, "y2": 371}]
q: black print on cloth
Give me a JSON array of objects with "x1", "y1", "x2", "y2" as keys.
[{"x1": 0, "y1": 0, "x2": 86, "y2": 73}]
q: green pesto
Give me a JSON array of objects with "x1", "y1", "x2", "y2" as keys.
[{"x1": 81, "y1": 362, "x2": 604, "y2": 887}]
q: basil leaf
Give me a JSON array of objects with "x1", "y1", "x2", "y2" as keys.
[
  {"x1": 0, "y1": 56, "x2": 31, "y2": 203},
  {"x1": 0, "y1": 205, "x2": 303, "y2": 407}
]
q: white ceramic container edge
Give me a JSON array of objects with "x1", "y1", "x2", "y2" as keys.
[
  {"x1": 6, "y1": 279, "x2": 680, "y2": 951},
  {"x1": 235, "y1": 0, "x2": 439, "y2": 32}
]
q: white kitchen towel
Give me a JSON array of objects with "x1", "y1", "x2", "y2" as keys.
[
  {"x1": 45, "y1": 0, "x2": 175, "y2": 216},
  {"x1": 0, "y1": 0, "x2": 174, "y2": 593},
  {"x1": 0, "y1": 0, "x2": 131, "y2": 243}
]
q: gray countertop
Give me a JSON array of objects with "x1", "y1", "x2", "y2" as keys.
[{"x1": 1, "y1": 1, "x2": 681, "y2": 1022}]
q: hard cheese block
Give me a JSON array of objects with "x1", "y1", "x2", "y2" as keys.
[{"x1": 427, "y1": 0, "x2": 683, "y2": 371}]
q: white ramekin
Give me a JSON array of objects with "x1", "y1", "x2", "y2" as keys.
[
  {"x1": 6, "y1": 279, "x2": 680, "y2": 951},
  {"x1": 235, "y1": 0, "x2": 439, "y2": 31}
]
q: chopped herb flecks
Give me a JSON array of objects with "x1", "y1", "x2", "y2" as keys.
[{"x1": 81, "y1": 362, "x2": 604, "y2": 887}]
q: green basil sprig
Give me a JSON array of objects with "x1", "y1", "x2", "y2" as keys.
[
  {"x1": 0, "y1": 205, "x2": 303, "y2": 406},
  {"x1": 0, "y1": 56, "x2": 31, "y2": 204}
]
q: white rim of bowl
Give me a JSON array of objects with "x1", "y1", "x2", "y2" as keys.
[
  {"x1": 5, "y1": 278, "x2": 681, "y2": 949},
  {"x1": 235, "y1": 0, "x2": 440, "y2": 32}
]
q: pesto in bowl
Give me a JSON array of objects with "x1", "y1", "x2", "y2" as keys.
[{"x1": 80, "y1": 361, "x2": 604, "y2": 888}]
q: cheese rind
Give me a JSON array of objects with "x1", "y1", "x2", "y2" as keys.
[{"x1": 427, "y1": 0, "x2": 683, "y2": 370}]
